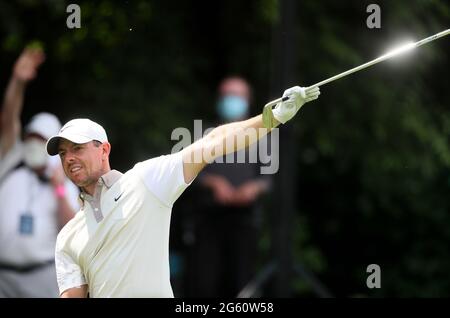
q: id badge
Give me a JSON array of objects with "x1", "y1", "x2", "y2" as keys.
[{"x1": 19, "y1": 214, "x2": 34, "y2": 235}]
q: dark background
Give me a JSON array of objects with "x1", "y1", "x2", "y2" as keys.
[{"x1": 0, "y1": 0, "x2": 449, "y2": 297}]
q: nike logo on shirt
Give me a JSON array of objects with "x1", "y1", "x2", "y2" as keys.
[{"x1": 114, "y1": 192, "x2": 124, "y2": 202}]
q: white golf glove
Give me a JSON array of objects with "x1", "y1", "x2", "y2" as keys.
[{"x1": 272, "y1": 86, "x2": 320, "y2": 124}]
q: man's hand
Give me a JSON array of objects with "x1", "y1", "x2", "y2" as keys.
[
  {"x1": 1, "y1": 46, "x2": 45, "y2": 155},
  {"x1": 60, "y1": 285, "x2": 88, "y2": 298},
  {"x1": 233, "y1": 181, "x2": 262, "y2": 206},
  {"x1": 202, "y1": 174, "x2": 236, "y2": 205},
  {"x1": 272, "y1": 86, "x2": 320, "y2": 124},
  {"x1": 203, "y1": 175, "x2": 269, "y2": 207},
  {"x1": 49, "y1": 165, "x2": 66, "y2": 188},
  {"x1": 49, "y1": 164, "x2": 76, "y2": 227},
  {"x1": 13, "y1": 47, "x2": 45, "y2": 83}
]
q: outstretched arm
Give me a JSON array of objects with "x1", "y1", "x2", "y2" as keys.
[
  {"x1": 182, "y1": 86, "x2": 320, "y2": 184},
  {"x1": 182, "y1": 114, "x2": 276, "y2": 184},
  {"x1": 0, "y1": 47, "x2": 45, "y2": 155}
]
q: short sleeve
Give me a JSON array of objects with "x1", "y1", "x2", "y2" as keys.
[
  {"x1": 133, "y1": 151, "x2": 191, "y2": 207},
  {"x1": 55, "y1": 240, "x2": 87, "y2": 295}
]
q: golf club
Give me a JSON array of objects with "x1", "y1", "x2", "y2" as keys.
[{"x1": 263, "y1": 28, "x2": 450, "y2": 128}]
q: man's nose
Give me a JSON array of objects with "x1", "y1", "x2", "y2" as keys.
[{"x1": 64, "y1": 151, "x2": 76, "y2": 163}]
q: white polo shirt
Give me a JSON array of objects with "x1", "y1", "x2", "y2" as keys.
[
  {"x1": 55, "y1": 152, "x2": 191, "y2": 297},
  {"x1": 0, "y1": 140, "x2": 79, "y2": 266}
]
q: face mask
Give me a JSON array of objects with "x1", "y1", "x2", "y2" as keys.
[
  {"x1": 217, "y1": 95, "x2": 249, "y2": 121},
  {"x1": 23, "y1": 139, "x2": 49, "y2": 169}
]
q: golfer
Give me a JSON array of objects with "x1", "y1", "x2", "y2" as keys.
[{"x1": 47, "y1": 85, "x2": 320, "y2": 297}]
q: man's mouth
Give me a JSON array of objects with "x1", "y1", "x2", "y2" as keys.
[{"x1": 69, "y1": 165, "x2": 82, "y2": 174}]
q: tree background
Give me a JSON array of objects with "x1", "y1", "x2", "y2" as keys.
[{"x1": 0, "y1": 0, "x2": 448, "y2": 297}]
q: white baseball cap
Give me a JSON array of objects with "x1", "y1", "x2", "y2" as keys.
[
  {"x1": 46, "y1": 118, "x2": 108, "y2": 156},
  {"x1": 25, "y1": 112, "x2": 61, "y2": 141}
]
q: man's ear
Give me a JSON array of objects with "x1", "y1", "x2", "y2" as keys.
[{"x1": 102, "y1": 142, "x2": 111, "y2": 160}]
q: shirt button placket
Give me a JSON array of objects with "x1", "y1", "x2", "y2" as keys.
[{"x1": 93, "y1": 182, "x2": 104, "y2": 223}]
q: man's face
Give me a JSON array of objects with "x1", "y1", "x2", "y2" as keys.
[
  {"x1": 23, "y1": 133, "x2": 49, "y2": 170},
  {"x1": 57, "y1": 139, "x2": 105, "y2": 188},
  {"x1": 219, "y1": 78, "x2": 250, "y2": 100}
]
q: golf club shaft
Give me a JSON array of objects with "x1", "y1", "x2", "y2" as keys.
[
  {"x1": 306, "y1": 28, "x2": 450, "y2": 89},
  {"x1": 264, "y1": 29, "x2": 450, "y2": 109}
]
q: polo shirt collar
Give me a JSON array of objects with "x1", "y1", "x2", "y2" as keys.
[
  {"x1": 100, "y1": 170, "x2": 123, "y2": 189},
  {"x1": 79, "y1": 169, "x2": 123, "y2": 202}
]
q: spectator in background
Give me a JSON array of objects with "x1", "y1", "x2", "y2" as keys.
[
  {"x1": 186, "y1": 76, "x2": 271, "y2": 297},
  {"x1": 0, "y1": 47, "x2": 79, "y2": 297}
]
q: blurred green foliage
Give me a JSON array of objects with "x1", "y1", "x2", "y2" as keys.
[
  {"x1": 295, "y1": 0, "x2": 449, "y2": 297},
  {"x1": 0, "y1": 0, "x2": 448, "y2": 297}
]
